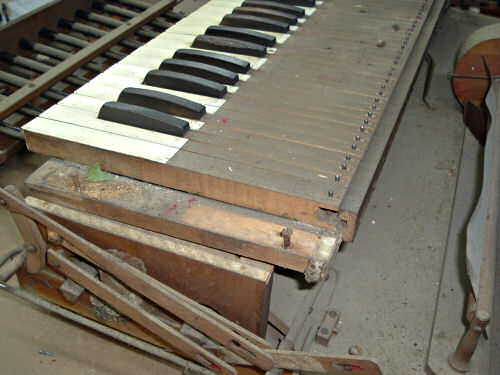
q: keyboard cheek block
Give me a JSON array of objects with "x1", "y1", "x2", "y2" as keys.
[
  {"x1": 98, "y1": 101, "x2": 190, "y2": 137},
  {"x1": 143, "y1": 70, "x2": 228, "y2": 98},
  {"x1": 117, "y1": 87, "x2": 206, "y2": 120}
]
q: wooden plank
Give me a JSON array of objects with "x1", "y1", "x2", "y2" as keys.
[
  {"x1": 4, "y1": 185, "x2": 47, "y2": 273},
  {"x1": 26, "y1": 158, "x2": 341, "y2": 280},
  {"x1": 26, "y1": 194, "x2": 273, "y2": 336},
  {"x1": 46, "y1": 249, "x2": 237, "y2": 375},
  {"x1": 0, "y1": 0, "x2": 176, "y2": 121}
]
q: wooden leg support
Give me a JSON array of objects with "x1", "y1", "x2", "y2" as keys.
[{"x1": 449, "y1": 310, "x2": 490, "y2": 372}]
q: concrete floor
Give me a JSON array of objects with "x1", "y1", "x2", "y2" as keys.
[{"x1": 0, "y1": 4, "x2": 498, "y2": 375}]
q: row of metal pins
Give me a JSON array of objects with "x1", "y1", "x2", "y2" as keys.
[{"x1": 327, "y1": 0, "x2": 428, "y2": 199}]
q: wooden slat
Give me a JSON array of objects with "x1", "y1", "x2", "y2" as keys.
[{"x1": 0, "y1": 0, "x2": 177, "y2": 121}]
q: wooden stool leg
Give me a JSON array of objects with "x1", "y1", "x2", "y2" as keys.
[{"x1": 448, "y1": 310, "x2": 490, "y2": 373}]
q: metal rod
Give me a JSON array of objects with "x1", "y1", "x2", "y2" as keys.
[
  {"x1": 0, "y1": 122, "x2": 25, "y2": 140},
  {"x1": 0, "y1": 71, "x2": 66, "y2": 101},
  {"x1": 0, "y1": 282, "x2": 216, "y2": 375},
  {"x1": 93, "y1": 2, "x2": 173, "y2": 29},
  {"x1": 19, "y1": 39, "x2": 102, "y2": 73},
  {"x1": 76, "y1": 10, "x2": 159, "y2": 39},
  {"x1": 58, "y1": 19, "x2": 143, "y2": 49},
  {"x1": 39, "y1": 29, "x2": 127, "y2": 61}
]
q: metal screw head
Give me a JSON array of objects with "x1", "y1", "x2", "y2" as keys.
[
  {"x1": 391, "y1": 66, "x2": 395, "y2": 70},
  {"x1": 388, "y1": 71, "x2": 393, "y2": 76},
  {"x1": 360, "y1": 125, "x2": 365, "y2": 132},
  {"x1": 0, "y1": 199, "x2": 6, "y2": 206},
  {"x1": 364, "y1": 118, "x2": 369, "y2": 124},
  {"x1": 374, "y1": 97, "x2": 379, "y2": 102},
  {"x1": 394, "y1": 60, "x2": 398, "y2": 65},
  {"x1": 328, "y1": 189, "x2": 334, "y2": 197},
  {"x1": 335, "y1": 174, "x2": 341, "y2": 181},
  {"x1": 381, "y1": 84, "x2": 386, "y2": 89},
  {"x1": 351, "y1": 144, "x2": 357, "y2": 150},
  {"x1": 346, "y1": 154, "x2": 351, "y2": 161},
  {"x1": 329, "y1": 310, "x2": 338, "y2": 318},
  {"x1": 385, "y1": 77, "x2": 389, "y2": 83},
  {"x1": 341, "y1": 163, "x2": 347, "y2": 170},
  {"x1": 372, "y1": 104, "x2": 376, "y2": 110},
  {"x1": 401, "y1": 44, "x2": 405, "y2": 49},
  {"x1": 368, "y1": 111, "x2": 372, "y2": 117},
  {"x1": 396, "y1": 54, "x2": 401, "y2": 59},
  {"x1": 356, "y1": 135, "x2": 361, "y2": 141},
  {"x1": 379, "y1": 90, "x2": 384, "y2": 95}
]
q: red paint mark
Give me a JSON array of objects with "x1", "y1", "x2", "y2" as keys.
[
  {"x1": 210, "y1": 363, "x2": 222, "y2": 372},
  {"x1": 352, "y1": 365, "x2": 362, "y2": 371},
  {"x1": 221, "y1": 118, "x2": 228, "y2": 123},
  {"x1": 188, "y1": 197, "x2": 198, "y2": 202}
]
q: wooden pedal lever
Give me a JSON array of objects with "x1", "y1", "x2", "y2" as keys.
[
  {"x1": 47, "y1": 249, "x2": 235, "y2": 375},
  {"x1": 0, "y1": 187, "x2": 274, "y2": 371}
]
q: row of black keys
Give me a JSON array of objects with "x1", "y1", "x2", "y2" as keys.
[{"x1": 98, "y1": 0, "x2": 316, "y2": 138}]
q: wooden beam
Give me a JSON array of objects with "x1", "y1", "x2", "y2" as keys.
[{"x1": 0, "y1": 0, "x2": 176, "y2": 121}]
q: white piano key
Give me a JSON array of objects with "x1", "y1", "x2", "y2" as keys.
[
  {"x1": 40, "y1": 104, "x2": 187, "y2": 150},
  {"x1": 23, "y1": 118, "x2": 179, "y2": 164},
  {"x1": 59, "y1": 94, "x2": 206, "y2": 131},
  {"x1": 80, "y1": 73, "x2": 227, "y2": 108}
]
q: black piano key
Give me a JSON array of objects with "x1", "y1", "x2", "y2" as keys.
[
  {"x1": 233, "y1": 7, "x2": 298, "y2": 25},
  {"x1": 192, "y1": 35, "x2": 267, "y2": 58},
  {"x1": 143, "y1": 70, "x2": 227, "y2": 98},
  {"x1": 159, "y1": 59, "x2": 239, "y2": 85},
  {"x1": 98, "y1": 101, "x2": 190, "y2": 137},
  {"x1": 173, "y1": 49, "x2": 250, "y2": 74},
  {"x1": 205, "y1": 25, "x2": 276, "y2": 47},
  {"x1": 117, "y1": 87, "x2": 206, "y2": 120},
  {"x1": 242, "y1": 0, "x2": 305, "y2": 17},
  {"x1": 221, "y1": 14, "x2": 289, "y2": 33},
  {"x1": 271, "y1": 0, "x2": 315, "y2": 7}
]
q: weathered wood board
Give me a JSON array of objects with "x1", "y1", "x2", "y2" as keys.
[
  {"x1": 26, "y1": 158, "x2": 342, "y2": 281},
  {"x1": 25, "y1": 196, "x2": 274, "y2": 336}
]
